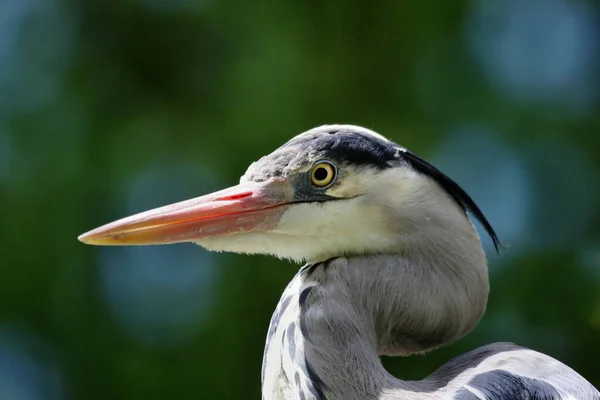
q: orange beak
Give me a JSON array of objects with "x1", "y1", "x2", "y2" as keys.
[{"x1": 78, "y1": 178, "x2": 294, "y2": 246}]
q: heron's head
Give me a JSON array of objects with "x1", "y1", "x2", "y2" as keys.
[{"x1": 79, "y1": 125, "x2": 498, "y2": 262}]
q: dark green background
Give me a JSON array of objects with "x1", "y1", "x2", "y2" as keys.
[{"x1": 1, "y1": 0, "x2": 599, "y2": 398}]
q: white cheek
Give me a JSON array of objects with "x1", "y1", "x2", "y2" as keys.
[{"x1": 274, "y1": 199, "x2": 399, "y2": 259}]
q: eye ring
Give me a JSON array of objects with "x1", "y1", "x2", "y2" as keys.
[{"x1": 310, "y1": 161, "x2": 337, "y2": 188}]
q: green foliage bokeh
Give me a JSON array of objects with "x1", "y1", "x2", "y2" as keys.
[{"x1": 1, "y1": 0, "x2": 599, "y2": 398}]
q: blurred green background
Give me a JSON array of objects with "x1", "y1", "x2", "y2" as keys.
[{"x1": 1, "y1": 0, "x2": 600, "y2": 398}]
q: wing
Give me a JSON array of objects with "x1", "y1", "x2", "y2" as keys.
[
  {"x1": 428, "y1": 343, "x2": 600, "y2": 400},
  {"x1": 453, "y1": 369, "x2": 587, "y2": 399}
]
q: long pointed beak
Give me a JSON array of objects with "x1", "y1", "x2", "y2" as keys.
[{"x1": 78, "y1": 178, "x2": 294, "y2": 246}]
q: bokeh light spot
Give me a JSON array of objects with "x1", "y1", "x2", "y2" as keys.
[
  {"x1": 466, "y1": 0, "x2": 599, "y2": 113},
  {"x1": 431, "y1": 127, "x2": 532, "y2": 258},
  {"x1": 99, "y1": 163, "x2": 223, "y2": 347},
  {"x1": 0, "y1": 0, "x2": 74, "y2": 113},
  {"x1": 0, "y1": 327, "x2": 65, "y2": 400}
]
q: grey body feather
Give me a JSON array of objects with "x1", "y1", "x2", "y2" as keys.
[{"x1": 262, "y1": 256, "x2": 599, "y2": 399}]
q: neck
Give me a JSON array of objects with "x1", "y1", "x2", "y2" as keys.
[{"x1": 261, "y1": 239, "x2": 489, "y2": 400}]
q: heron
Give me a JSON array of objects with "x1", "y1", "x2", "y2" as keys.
[{"x1": 79, "y1": 125, "x2": 599, "y2": 400}]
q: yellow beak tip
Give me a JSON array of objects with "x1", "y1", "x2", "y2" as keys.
[
  {"x1": 78, "y1": 231, "x2": 110, "y2": 246},
  {"x1": 78, "y1": 233, "x2": 94, "y2": 245}
]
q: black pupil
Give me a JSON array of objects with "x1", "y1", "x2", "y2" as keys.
[{"x1": 314, "y1": 167, "x2": 329, "y2": 181}]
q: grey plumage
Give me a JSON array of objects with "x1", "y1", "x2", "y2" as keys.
[{"x1": 263, "y1": 255, "x2": 598, "y2": 400}]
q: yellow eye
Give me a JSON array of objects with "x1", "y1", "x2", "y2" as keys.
[{"x1": 310, "y1": 161, "x2": 337, "y2": 188}]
